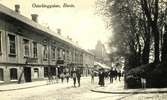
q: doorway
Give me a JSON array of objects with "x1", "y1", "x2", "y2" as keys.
[{"x1": 24, "y1": 67, "x2": 32, "y2": 82}]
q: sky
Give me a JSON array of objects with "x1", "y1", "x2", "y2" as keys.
[{"x1": 0, "y1": 0, "x2": 112, "y2": 50}]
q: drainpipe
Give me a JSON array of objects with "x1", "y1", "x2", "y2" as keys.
[{"x1": 48, "y1": 39, "x2": 51, "y2": 77}]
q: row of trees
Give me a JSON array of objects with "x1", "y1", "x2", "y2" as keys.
[{"x1": 97, "y1": 0, "x2": 167, "y2": 88}]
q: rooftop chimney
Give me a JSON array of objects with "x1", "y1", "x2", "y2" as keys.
[
  {"x1": 67, "y1": 35, "x2": 70, "y2": 39},
  {"x1": 15, "y1": 4, "x2": 20, "y2": 13},
  {"x1": 31, "y1": 14, "x2": 38, "y2": 22},
  {"x1": 76, "y1": 41, "x2": 78, "y2": 44},
  {"x1": 57, "y1": 28, "x2": 61, "y2": 35}
]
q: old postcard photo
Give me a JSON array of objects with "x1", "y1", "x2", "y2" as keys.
[{"x1": 0, "y1": 0, "x2": 167, "y2": 100}]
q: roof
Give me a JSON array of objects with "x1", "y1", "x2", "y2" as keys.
[
  {"x1": 94, "y1": 62, "x2": 110, "y2": 69},
  {"x1": 0, "y1": 4, "x2": 92, "y2": 55},
  {"x1": 0, "y1": 4, "x2": 75, "y2": 45}
]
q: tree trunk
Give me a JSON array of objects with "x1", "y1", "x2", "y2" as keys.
[
  {"x1": 141, "y1": 0, "x2": 160, "y2": 63},
  {"x1": 141, "y1": 15, "x2": 151, "y2": 64},
  {"x1": 161, "y1": 24, "x2": 167, "y2": 63},
  {"x1": 152, "y1": 23, "x2": 160, "y2": 63},
  {"x1": 142, "y1": 38, "x2": 150, "y2": 64}
]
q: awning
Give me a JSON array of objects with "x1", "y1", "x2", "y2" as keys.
[{"x1": 94, "y1": 62, "x2": 110, "y2": 69}]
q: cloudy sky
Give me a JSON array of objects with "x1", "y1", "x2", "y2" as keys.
[{"x1": 0, "y1": 0, "x2": 112, "y2": 50}]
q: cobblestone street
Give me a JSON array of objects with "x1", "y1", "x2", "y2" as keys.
[{"x1": 0, "y1": 77, "x2": 167, "y2": 100}]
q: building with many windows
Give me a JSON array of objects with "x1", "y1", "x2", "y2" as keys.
[
  {"x1": 90, "y1": 40, "x2": 111, "y2": 67},
  {"x1": 0, "y1": 4, "x2": 94, "y2": 84}
]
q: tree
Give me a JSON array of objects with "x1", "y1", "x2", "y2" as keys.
[
  {"x1": 97, "y1": 0, "x2": 167, "y2": 65},
  {"x1": 140, "y1": 0, "x2": 160, "y2": 63},
  {"x1": 96, "y1": 0, "x2": 167, "y2": 88},
  {"x1": 98, "y1": 0, "x2": 150, "y2": 68}
]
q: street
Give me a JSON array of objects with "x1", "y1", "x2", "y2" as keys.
[
  {"x1": 0, "y1": 77, "x2": 167, "y2": 100},
  {"x1": 0, "y1": 77, "x2": 117, "y2": 100}
]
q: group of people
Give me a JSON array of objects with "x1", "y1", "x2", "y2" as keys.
[
  {"x1": 99, "y1": 68, "x2": 123, "y2": 86},
  {"x1": 47, "y1": 67, "x2": 82, "y2": 88},
  {"x1": 47, "y1": 66, "x2": 124, "y2": 88},
  {"x1": 90, "y1": 68, "x2": 124, "y2": 87},
  {"x1": 59, "y1": 72, "x2": 70, "y2": 83},
  {"x1": 109, "y1": 68, "x2": 123, "y2": 83},
  {"x1": 59, "y1": 68, "x2": 81, "y2": 87}
]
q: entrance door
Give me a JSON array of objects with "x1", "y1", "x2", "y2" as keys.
[{"x1": 24, "y1": 67, "x2": 32, "y2": 82}]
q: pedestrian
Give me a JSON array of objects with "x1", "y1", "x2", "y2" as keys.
[
  {"x1": 55, "y1": 67, "x2": 59, "y2": 83},
  {"x1": 91, "y1": 70, "x2": 95, "y2": 84},
  {"x1": 113, "y1": 69, "x2": 118, "y2": 80},
  {"x1": 98, "y1": 68, "x2": 105, "y2": 87},
  {"x1": 60, "y1": 72, "x2": 65, "y2": 83},
  {"x1": 141, "y1": 77, "x2": 146, "y2": 88},
  {"x1": 71, "y1": 68, "x2": 77, "y2": 87},
  {"x1": 118, "y1": 70, "x2": 122, "y2": 81},
  {"x1": 109, "y1": 69, "x2": 114, "y2": 83},
  {"x1": 47, "y1": 73, "x2": 53, "y2": 85},
  {"x1": 104, "y1": 71, "x2": 108, "y2": 79},
  {"x1": 65, "y1": 72, "x2": 70, "y2": 83},
  {"x1": 76, "y1": 68, "x2": 81, "y2": 87},
  {"x1": 121, "y1": 70, "x2": 125, "y2": 77}
]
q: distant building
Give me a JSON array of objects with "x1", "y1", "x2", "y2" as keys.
[
  {"x1": 89, "y1": 40, "x2": 111, "y2": 67},
  {"x1": 95, "y1": 41, "x2": 106, "y2": 58}
]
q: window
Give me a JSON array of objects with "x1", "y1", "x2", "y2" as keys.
[
  {"x1": 33, "y1": 42, "x2": 38, "y2": 58},
  {"x1": 62, "y1": 50, "x2": 65, "y2": 60},
  {"x1": 8, "y1": 34, "x2": 16, "y2": 55},
  {"x1": 43, "y1": 45, "x2": 48, "y2": 59},
  {"x1": 57, "y1": 48, "x2": 60, "y2": 59},
  {"x1": 67, "y1": 51, "x2": 69, "y2": 62},
  {"x1": 10, "y1": 68, "x2": 17, "y2": 80},
  {"x1": 71, "y1": 51, "x2": 74, "y2": 61},
  {"x1": 34, "y1": 68, "x2": 39, "y2": 78},
  {"x1": 0, "y1": 68, "x2": 4, "y2": 81},
  {"x1": 51, "y1": 47, "x2": 56, "y2": 59},
  {"x1": 23, "y1": 39, "x2": 29, "y2": 57}
]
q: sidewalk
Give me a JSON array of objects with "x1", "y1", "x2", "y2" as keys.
[
  {"x1": 0, "y1": 77, "x2": 90, "y2": 92},
  {"x1": 0, "y1": 80, "x2": 48, "y2": 91},
  {"x1": 91, "y1": 78, "x2": 167, "y2": 94}
]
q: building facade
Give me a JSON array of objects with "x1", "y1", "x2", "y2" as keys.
[{"x1": 0, "y1": 4, "x2": 94, "y2": 84}]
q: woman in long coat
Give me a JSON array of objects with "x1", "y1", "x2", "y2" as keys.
[{"x1": 98, "y1": 69, "x2": 105, "y2": 86}]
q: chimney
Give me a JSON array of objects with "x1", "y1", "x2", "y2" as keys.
[
  {"x1": 67, "y1": 35, "x2": 70, "y2": 39},
  {"x1": 57, "y1": 28, "x2": 61, "y2": 35},
  {"x1": 15, "y1": 4, "x2": 20, "y2": 13},
  {"x1": 31, "y1": 14, "x2": 38, "y2": 22}
]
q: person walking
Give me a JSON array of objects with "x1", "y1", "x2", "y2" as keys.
[
  {"x1": 55, "y1": 67, "x2": 59, "y2": 83},
  {"x1": 98, "y1": 69, "x2": 105, "y2": 87},
  {"x1": 71, "y1": 68, "x2": 77, "y2": 87},
  {"x1": 118, "y1": 70, "x2": 122, "y2": 81},
  {"x1": 65, "y1": 72, "x2": 70, "y2": 83},
  {"x1": 60, "y1": 72, "x2": 65, "y2": 83},
  {"x1": 109, "y1": 69, "x2": 114, "y2": 83},
  {"x1": 47, "y1": 73, "x2": 54, "y2": 85},
  {"x1": 76, "y1": 68, "x2": 81, "y2": 87},
  {"x1": 113, "y1": 69, "x2": 118, "y2": 81},
  {"x1": 91, "y1": 70, "x2": 95, "y2": 84}
]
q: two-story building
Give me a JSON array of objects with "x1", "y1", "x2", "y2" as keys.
[{"x1": 0, "y1": 4, "x2": 94, "y2": 84}]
